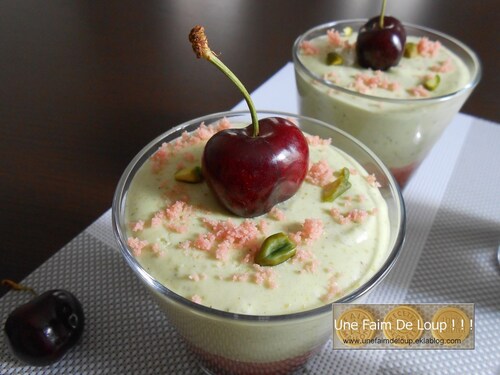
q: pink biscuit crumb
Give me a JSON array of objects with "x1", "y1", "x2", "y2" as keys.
[
  {"x1": 323, "y1": 71, "x2": 339, "y2": 84},
  {"x1": 150, "y1": 144, "x2": 170, "y2": 173},
  {"x1": 269, "y1": 207, "x2": 286, "y2": 221},
  {"x1": 430, "y1": 58, "x2": 454, "y2": 73},
  {"x1": 127, "y1": 237, "x2": 149, "y2": 256},
  {"x1": 191, "y1": 295, "x2": 202, "y2": 304},
  {"x1": 253, "y1": 265, "x2": 278, "y2": 289},
  {"x1": 151, "y1": 243, "x2": 163, "y2": 257},
  {"x1": 165, "y1": 201, "x2": 192, "y2": 220},
  {"x1": 417, "y1": 37, "x2": 441, "y2": 57},
  {"x1": 351, "y1": 71, "x2": 399, "y2": 94},
  {"x1": 321, "y1": 277, "x2": 340, "y2": 303},
  {"x1": 202, "y1": 218, "x2": 260, "y2": 249},
  {"x1": 150, "y1": 120, "x2": 232, "y2": 175},
  {"x1": 299, "y1": 41, "x2": 319, "y2": 55},
  {"x1": 306, "y1": 134, "x2": 332, "y2": 146},
  {"x1": 330, "y1": 208, "x2": 370, "y2": 225},
  {"x1": 302, "y1": 259, "x2": 319, "y2": 274},
  {"x1": 302, "y1": 218, "x2": 324, "y2": 242},
  {"x1": 407, "y1": 85, "x2": 430, "y2": 97},
  {"x1": 193, "y1": 233, "x2": 216, "y2": 251},
  {"x1": 257, "y1": 219, "x2": 268, "y2": 234},
  {"x1": 188, "y1": 273, "x2": 206, "y2": 282},
  {"x1": 293, "y1": 249, "x2": 314, "y2": 263},
  {"x1": 326, "y1": 28, "x2": 343, "y2": 47},
  {"x1": 215, "y1": 240, "x2": 231, "y2": 261},
  {"x1": 365, "y1": 174, "x2": 382, "y2": 188},
  {"x1": 231, "y1": 273, "x2": 250, "y2": 282},
  {"x1": 290, "y1": 219, "x2": 324, "y2": 245},
  {"x1": 130, "y1": 220, "x2": 145, "y2": 232},
  {"x1": 306, "y1": 160, "x2": 333, "y2": 187},
  {"x1": 216, "y1": 117, "x2": 232, "y2": 131},
  {"x1": 151, "y1": 213, "x2": 164, "y2": 228}
]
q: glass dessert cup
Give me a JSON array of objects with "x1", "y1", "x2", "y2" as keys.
[
  {"x1": 112, "y1": 110, "x2": 406, "y2": 375},
  {"x1": 293, "y1": 20, "x2": 481, "y2": 187}
]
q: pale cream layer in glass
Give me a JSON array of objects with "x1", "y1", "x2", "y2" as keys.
[
  {"x1": 125, "y1": 120, "x2": 390, "y2": 315},
  {"x1": 296, "y1": 32, "x2": 471, "y2": 169}
]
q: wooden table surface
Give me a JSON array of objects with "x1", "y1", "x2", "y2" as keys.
[{"x1": 1, "y1": 0, "x2": 498, "y2": 297}]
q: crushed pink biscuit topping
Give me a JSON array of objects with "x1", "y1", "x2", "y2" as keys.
[
  {"x1": 306, "y1": 160, "x2": 333, "y2": 187},
  {"x1": 407, "y1": 85, "x2": 430, "y2": 98},
  {"x1": 215, "y1": 240, "x2": 232, "y2": 261},
  {"x1": 151, "y1": 243, "x2": 163, "y2": 257},
  {"x1": 365, "y1": 174, "x2": 382, "y2": 188},
  {"x1": 127, "y1": 237, "x2": 149, "y2": 256},
  {"x1": 150, "y1": 119, "x2": 230, "y2": 173},
  {"x1": 326, "y1": 28, "x2": 343, "y2": 47},
  {"x1": 192, "y1": 233, "x2": 217, "y2": 251},
  {"x1": 351, "y1": 71, "x2": 400, "y2": 94},
  {"x1": 330, "y1": 208, "x2": 370, "y2": 225},
  {"x1": 164, "y1": 200, "x2": 194, "y2": 233},
  {"x1": 217, "y1": 117, "x2": 232, "y2": 131},
  {"x1": 257, "y1": 219, "x2": 268, "y2": 234},
  {"x1": 191, "y1": 295, "x2": 202, "y2": 304},
  {"x1": 268, "y1": 207, "x2": 286, "y2": 221},
  {"x1": 231, "y1": 273, "x2": 250, "y2": 282},
  {"x1": 430, "y1": 58, "x2": 454, "y2": 73},
  {"x1": 130, "y1": 220, "x2": 145, "y2": 232},
  {"x1": 293, "y1": 249, "x2": 314, "y2": 263},
  {"x1": 151, "y1": 211, "x2": 165, "y2": 228},
  {"x1": 306, "y1": 134, "x2": 332, "y2": 146},
  {"x1": 300, "y1": 40, "x2": 320, "y2": 55},
  {"x1": 301, "y1": 259, "x2": 320, "y2": 274},
  {"x1": 290, "y1": 218, "x2": 324, "y2": 245},
  {"x1": 182, "y1": 218, "x2": 261, "y2": 261},
  {"x1": 165, "y1": 200, "x2": 191, "y2": 220},
  {"x1": 253, "y1": 265, "x2": 277, "y2": 289},
  {"x1": 188, "y1": 273, "x2": 207, "y2": 282},
  {"x1": 417, "y1": 37, "x2": 441, "y2": 57},
  {"x1": 321, "y1": 276, "x2": 340, "y2": 303},
  {"x1": 323, "y1": 71, "x2": 339, "y2": 83}
]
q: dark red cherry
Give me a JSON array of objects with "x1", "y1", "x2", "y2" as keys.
[
  {"x1": 4, "y1": 289, "x2": 85, "y2": 366},
  {"x1": 356, "y1": 16, "x2": 406, "y2": 71},
  {"x1": 202, "y1": 117, "x2": 309, "y2": 217}
]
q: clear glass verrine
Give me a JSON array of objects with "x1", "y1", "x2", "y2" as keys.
[
  {"x1": 293, "y1": 20, "x2": 481, "y2": 187},
  {"x1": 112, "y1": 110, "x2": 406, "y2": 374}
]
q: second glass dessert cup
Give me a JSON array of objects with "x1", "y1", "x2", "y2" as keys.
[
  {"x1": 112, "y1": 110, "x2": 406, "y2": 374},
  {"x1": 293, "y1": 20, "x2": 481, "y2": 187}
]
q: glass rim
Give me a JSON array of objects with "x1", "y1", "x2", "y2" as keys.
[
  {"x1": 112, "y1": 110, "x2": 406, "y2": 323},
  {"x1": 292, "y1": 19, "x2": 482, "y2": 104}
]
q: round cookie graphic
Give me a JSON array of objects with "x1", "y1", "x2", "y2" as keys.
[
  {"x1": 383, "y1": 305, "x2": 423, "y2": 347},
  {"x1": 335, "y1": 307, "x2": 377, "y2": 347},
  {"x1": 431, "y1": 306, "x2": 471, "y2": 345}
]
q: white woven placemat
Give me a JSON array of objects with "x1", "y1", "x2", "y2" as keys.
[{"x1": 1, "y1": 64, "x2": 499, "y2": 374}]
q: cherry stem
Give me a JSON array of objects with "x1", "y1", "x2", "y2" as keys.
[
  {"x1": 379, "y1": 0, "x2": 387, "y2": 28},
  {"x1": 2, "y1": 279, "x2": 37, "y2": 296},
  {"x1": 189, "y1": 26, "x2": 259, "y2": 137}
]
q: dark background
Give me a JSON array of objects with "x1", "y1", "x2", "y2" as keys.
[{"x1": 1, "y1": 0, "x2": 498, "y2": 297}]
